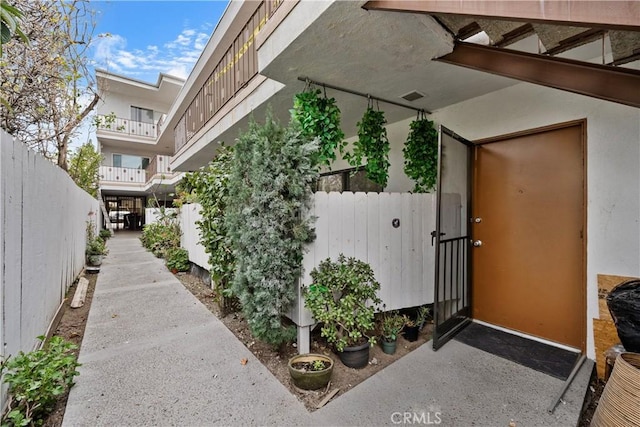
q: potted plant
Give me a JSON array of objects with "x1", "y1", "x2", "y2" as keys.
[
  {"x1": 403, "y1": 306, "x2": 430, "y2": 342},
  {"x1": 403, "y1": 315, "x2": 420, "y2": 342},
  {"x1": 86, "y1": 221, "x2": 108, "y2": 271},
  {"x1": 380, "y1": 311, "x2": 405, "y2": 355},
  {"x1": 304, "y1": 254, "x2": 382, "y2": 369},
  {"x1": 288, "y1": 353, "x2": 334, "y2": 390},
  {"x1": 86, "y1": 235, "x2": 108, "y2": 269}
]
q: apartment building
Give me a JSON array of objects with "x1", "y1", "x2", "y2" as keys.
[
  {"x1": 151, "y1": 0, "x2": 639, "y2": 359},
  {"x1": 95, "y1": 69, "x2": 184, "y2": 230}
]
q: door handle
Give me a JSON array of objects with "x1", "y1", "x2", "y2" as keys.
[
  {"x1": 430, "y1": 230, "x2": 446, "y2": 246},
  {"x1": 473, "y1": 240, "x2": 482, "y2": 247}
]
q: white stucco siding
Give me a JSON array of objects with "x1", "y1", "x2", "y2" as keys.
[{"x1": 426, "y1": 81, "x2": 640, "y2": 359}]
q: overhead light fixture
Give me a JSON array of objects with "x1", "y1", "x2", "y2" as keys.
[{"x1": 400, "y1": 90, "x2": 425, "y2": 102}]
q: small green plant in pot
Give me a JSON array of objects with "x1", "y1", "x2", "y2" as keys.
[
  {"x1": 304, "y1": 254, "x2": 382, "y2": 368},
  {"x1": 166, "y1": 247, "x2": 190, "y2": 273},
  {"x1": 287, "y1": 353, "x2": 334, "y2": 390},
  {"x1": 379, "y1": 310, "x2": 406, "y2": 355},
  {"x1": 85, "y1": 221, "x2": 108, "y2": 268}
]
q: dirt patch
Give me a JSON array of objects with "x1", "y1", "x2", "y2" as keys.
[
  {"x1": 43, "y1": 272, "x2": 98, "y2": 427},
  {"x1": 175, "y1": 272, "x2": 433, "y2": 411},
  {"x1": 578, "y1": 375, "x2": 605, "y2": 426}
]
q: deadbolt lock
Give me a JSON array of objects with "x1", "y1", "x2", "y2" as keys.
[{"x1": 474, "y1": 217, "x2": 482, "y2": 223}]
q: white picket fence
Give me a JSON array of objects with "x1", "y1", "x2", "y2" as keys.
[
  {"x1": 177, "y1": 191, "x2": 462, "y2": 333},
  {"x1": 289, "y1": 192, "x2": 439, "y2": 327},
  {"x1": 179, "y1": 204, "x2": 210, "y2": 270},
  {"x1": 1, "y1": 131, "x2": 98, "y2": 406}
]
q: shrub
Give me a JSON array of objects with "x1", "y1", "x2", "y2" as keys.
[
  {"x1": 166, "y1": 248, "x2": 190, "y2": 272},
  {"x1": 304, "y1": 254, "x2": 382, "y2": 352},
  {"x1": 226, "y1": 112, "x2": 318, "y2": 346},
  {"x1": 178, "y1": 145, "x2": 235, "y2": 296},
  {"x1": 1, "y1": 336, "x2": 80, "y2": 426},
  {"x1": 99, "y1": 229, "x2": 112, "y2": 240},
  {"x1": 140, "y1": 210, "x2": 181, "y2": 258}
]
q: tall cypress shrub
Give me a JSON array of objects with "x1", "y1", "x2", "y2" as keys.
[{"x1": 226, "y1": 112, "x2": 318, "y2": 346}]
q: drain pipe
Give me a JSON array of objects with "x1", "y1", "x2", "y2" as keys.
[{"x1": 548, "y1": 354, "x2": 587, "y2": 413}]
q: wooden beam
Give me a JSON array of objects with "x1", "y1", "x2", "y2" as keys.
[
  {"x1": 363, "y1": 1, "x2": 640, "y2": 31},
  {"x1": 435, "y1": 42, "x2": 640, "y2": 108}
]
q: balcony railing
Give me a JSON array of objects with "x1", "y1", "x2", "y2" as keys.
[
  {"x1": 99, "y1": 155, "x2": 175, "y2": 186},
  {"x1": 99, "y1": 165, "x2": 147, "y2": 184},
  {"x1": 145, "y1": 155, "x2": 173, "y2": 182},
  {"x1": 96, "y1": 115, "x2": 158, "y2": 139},
  {"x1": 174, "y1": 0, "x2": 283, "y2": 152}
]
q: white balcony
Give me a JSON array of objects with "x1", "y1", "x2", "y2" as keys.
[
  {"x1": 99, "y1": 165, "x2": 146, "y2": 184},
  {"x1": 96, "y1": 115, "x2": 158, "y2": 139}
]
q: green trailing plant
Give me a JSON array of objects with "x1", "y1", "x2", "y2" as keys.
[
  {"x1": 178, "y1": 145, "x2": 235, "y2": 298},
  {"x1": 226, "y1": 111, "x2": 318, "y2": 346},
  {"x1": 140, "y1": 209, "x2": 181, "y2": 258},
  {"x1": 304, "y1": 254, "x2": 382, "y2": 352},
  {"x1": 1, "y1": 336, "x2": 80, "y2": 426},
  {"x1": 165, "y1": 247, "x2": 190, "y2": 272},
  {"x1": 291, "y1": 87, "x2": 345, "y2": 168},
  {"x1": 344, "y1": 104, "x2": 390, "y2": 187},
  {"x1": 403, "y1": 112, "x2": 438, "y2": 192}
]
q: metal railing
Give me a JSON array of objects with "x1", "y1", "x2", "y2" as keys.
[
  {"x1": 99, "y1": 155, "x2": 174, "y2": 185},
  {"x1": 174, "y1": 0, "x2": 283, "y2": 152},
  {"x1": 145, "y1": 155, "x2": 173, "y2": 182},
  {"x1": 96, "y1": 115, "x2": 158, "y2": 139}
]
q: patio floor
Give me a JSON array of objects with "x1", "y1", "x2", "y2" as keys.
[{"x1": 63, "y1": 233, "x2": 593, "y2": 426}]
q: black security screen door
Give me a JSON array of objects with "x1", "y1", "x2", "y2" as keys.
[{"x1": 433, "y1": 126, "x2": 473, "y2": 350}]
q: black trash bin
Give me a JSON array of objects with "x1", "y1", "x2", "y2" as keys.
[{"x1": 607, "y1": 279, "x2": 640, "y2": 352}]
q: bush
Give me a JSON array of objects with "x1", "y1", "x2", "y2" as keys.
[
  {"x1": 166, "y1": 248, "x2": 190, "y2": 272},
  {"x1": 226, "y1": 112, "x2": 318, "y2": 346},
  {"x1": 140, "y1": 211, "x2": 181, "y2": 258},
  {"x1": 1, "y1": 336, "x2": 80, "y2": 426},
  {"x1": 304, "y1": 254, "x2": 382, "y2": 352},
  {"x1": 99, "y1": 229, "x2": 112, "y2": 240}
]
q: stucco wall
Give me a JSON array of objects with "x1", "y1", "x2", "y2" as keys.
[
  {"x1": 96, "y1": 92, "x2": 168, "y2": 122},
  {"x1": 425, "y1": 82, "x2": 640, "y2": 359},
  {"x1": 0, "y1": 131, "x2": 99, "y2": 406}
]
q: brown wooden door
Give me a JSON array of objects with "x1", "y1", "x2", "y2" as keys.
[{"x1": 472, "y1": 121, "x2": 586, "y2": 350}]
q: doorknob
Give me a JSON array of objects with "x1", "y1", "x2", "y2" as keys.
[{"x1": 473, "y1": 240, "x2": 482, "y2": 247}]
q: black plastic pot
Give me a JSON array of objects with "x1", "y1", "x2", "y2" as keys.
[
  {"x1": 403, "y1": 325, "x2": 419, "y2": 342},
  {"x1": 607, "y1": 279, "x2": 640, "y2": 352},
  {"x1": 338, "y1": 342, "x2": 370, "y2": 368}
]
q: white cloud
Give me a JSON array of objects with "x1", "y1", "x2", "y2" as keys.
[{"x1": 92, "y1": 26, "x2": 211, "y2": 82}]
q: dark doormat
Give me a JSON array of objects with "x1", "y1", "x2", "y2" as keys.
[{"x1": 454, "y1": 322, "x2": 580, "y2": 380}]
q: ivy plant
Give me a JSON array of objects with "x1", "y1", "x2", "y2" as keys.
[
  {"x1": 1, "y1": 336, "x2": 80, "y2": 426},
  {"x1": 403, "y1": 114, "x2": 438, "y2": 192},
  {"x1": 344, "y1": 106, "x2": 390, "y2": 188},
  {"x1": 291, "y1": 88, "x2": 345, "y2": 168},
  {"x1": 226, "y1": 111, "x2": 318, "y2": 346}
]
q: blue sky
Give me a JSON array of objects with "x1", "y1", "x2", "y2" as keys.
[{"x1": 91, "y1": 1, "x2": 229, "y2": 83}]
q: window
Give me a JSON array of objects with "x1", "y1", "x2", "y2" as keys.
[
  {"x1": 131, "y1": 106, "x2": 154, "y2": 124},
  {"x1": 316, "y1": 168, "x2": 383, "y2": 193},
  {"x1": 113, "y1": 154, "x2": 150, "y2": 169}
]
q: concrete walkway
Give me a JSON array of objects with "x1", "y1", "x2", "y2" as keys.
[{"x1": 64, "y1": 233, "x2": 593, "y2": 426}]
